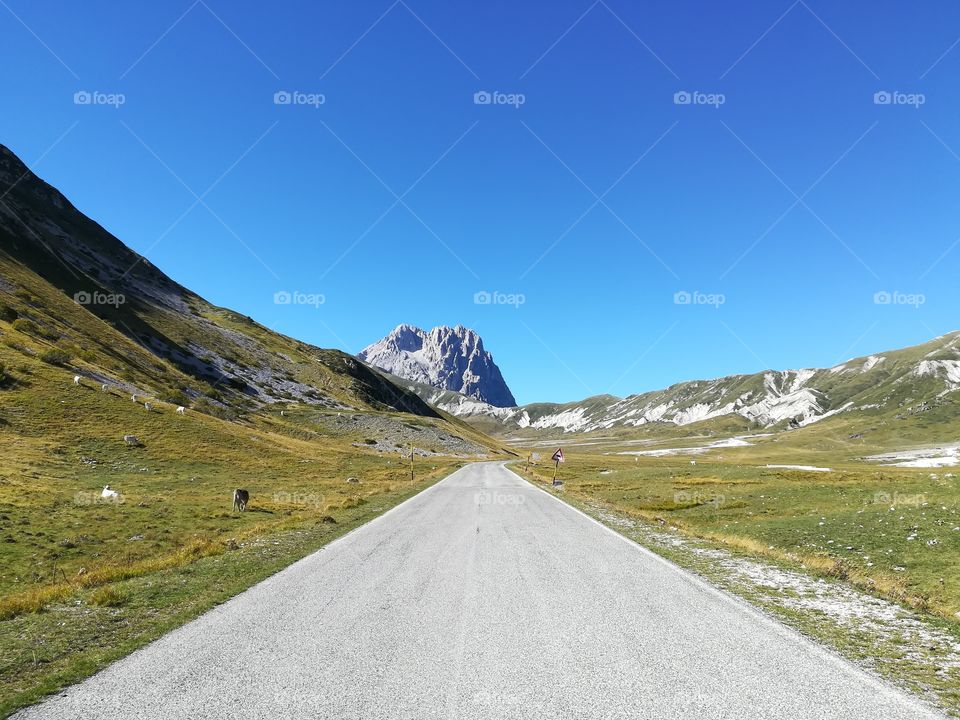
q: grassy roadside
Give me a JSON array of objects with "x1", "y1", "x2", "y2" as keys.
[
  {"x1": 511, "y1": 460, "x2": 960, "y2": 716},
  {"x1": 0, "y1": 466, "x2": 453, "y2": 717},
  {"x1": 513, "y1": 451, "x2": 960, "y2": 617}
]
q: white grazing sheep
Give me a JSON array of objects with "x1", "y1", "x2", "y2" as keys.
[
  {"x1": 123, "y1": 435, "x2": 139, "y2": 445},
  {"x1": 131, "y1": 394, "x2": 138, "y2": 403},
  {"x1": 101, "y1": 485, "x2": 119, "y2": 498},
  {"x1": 280, "y1": 410, "x2": 285, "y2": 417},
  {"x1": 144, "y1": 402, "x2": 153, "y2": 412},
  {"x1": 101, "y1": 384, "x2": 108, "y2": 392},
  {"x1": 176, "y1": 406, "x2": 186, "y2": 415},
  {"x1": 73, "y1": 375, "x2": 82, "y2": 386}
]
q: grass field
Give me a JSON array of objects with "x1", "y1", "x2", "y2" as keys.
[
  {"x1": 0, "y1": 473, "x2": 450, "y2": 716},
  {"x1": 513, "y1": 455, "x2": 960, "y2": 715},
  {"x1": 515, "y1": 444, "x2": 960, "y2": 619}
]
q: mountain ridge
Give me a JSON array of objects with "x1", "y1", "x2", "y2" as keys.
[{"x1": 389, "y1": 331, "x2": 960, "y2": 437}]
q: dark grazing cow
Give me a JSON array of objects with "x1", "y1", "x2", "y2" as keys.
[{"x1": 233, "y1": 489, "x2": 249, "y2": 512}]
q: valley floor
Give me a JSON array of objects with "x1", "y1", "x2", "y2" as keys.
[{"x1": 13, "y1": 463, "x2": 944, "y2": 719}]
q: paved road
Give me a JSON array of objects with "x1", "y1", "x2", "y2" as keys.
[{"x1": 18, "y1": 462, "x2": 943, "y2": 719}]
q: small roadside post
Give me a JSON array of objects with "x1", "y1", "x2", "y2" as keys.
[
  {"x1": 410, "y1": 449, "x2": 414, "y2": 482},
  {"x1": 551, "y1": 448, "x2": 564, "y2": 486}
]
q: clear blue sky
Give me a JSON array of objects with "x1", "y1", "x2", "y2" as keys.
[{"x1": 3, "y1": 1, "x2": 960, "y2": 404}]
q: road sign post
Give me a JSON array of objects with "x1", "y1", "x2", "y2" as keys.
[{"x1": 551, "y1": 448, "x2": 564, "y2": 486}]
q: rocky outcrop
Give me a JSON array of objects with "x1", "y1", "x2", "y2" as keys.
[{"x1": 359, "y1": 324, "x2": 517, "y2": 407}]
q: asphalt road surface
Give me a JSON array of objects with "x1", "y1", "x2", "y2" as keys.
[{"x1": 17, "y1": 462, "x2": 944, "y2": 719}]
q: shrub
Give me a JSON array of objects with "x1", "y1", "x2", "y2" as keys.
[
  {"x1": 159, "y1": 389, "x2": 190, "y2": 406},
  {"x1": 89, "y1": 585, "x2": 126, "y2": 607},
  {"x1": 11, "y1": 318, "x2": 38, "y2": 335},
  {"x1": 225, "y1": 376, "x2": 247, "y2": 390},
  {"x1": 193, "y1": 398, "x2": 240, "y2": 422},
  {"x1": 39, "y1": 349, "x2": 72, "y2": 366},
  {"x1": 1, "y1": 337, "x2": 27, "y2": 354},
  {"x1": 0, "y1": 303, "x2": 17, "y2": 322}
]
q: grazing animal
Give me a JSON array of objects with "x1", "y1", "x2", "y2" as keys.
[
  {"x1": 73, "y1": 375, "x2": 82, "y2": 386},
  {"x1": 101, "y1": 485, "x2": 119, "y2": 499},
  {"x1": 280, "y1": 410, "x2": 285, "y2": 417},
  {"x1": 131, "y1": 394, "x2": 138, "y2": 403},
  {"x1": 176, "y1": 406, "x2": 186, "y2": 415},
  {"x1": 144, "y1": 402, "x2": 153, "y2": 412},
  {"x1": 123, "y1": 435, "x2": 139, "y2": 445},
  {"x1": 233, "y1": 489, "x2": 249, "y2": 512},
  {"x1": 101, "y1": 384, "x2": 109, "y2": 392}
]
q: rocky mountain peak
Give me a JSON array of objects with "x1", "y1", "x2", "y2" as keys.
[{"x1": 359, "y1": 324, "x2": 517, "y2": 407}]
